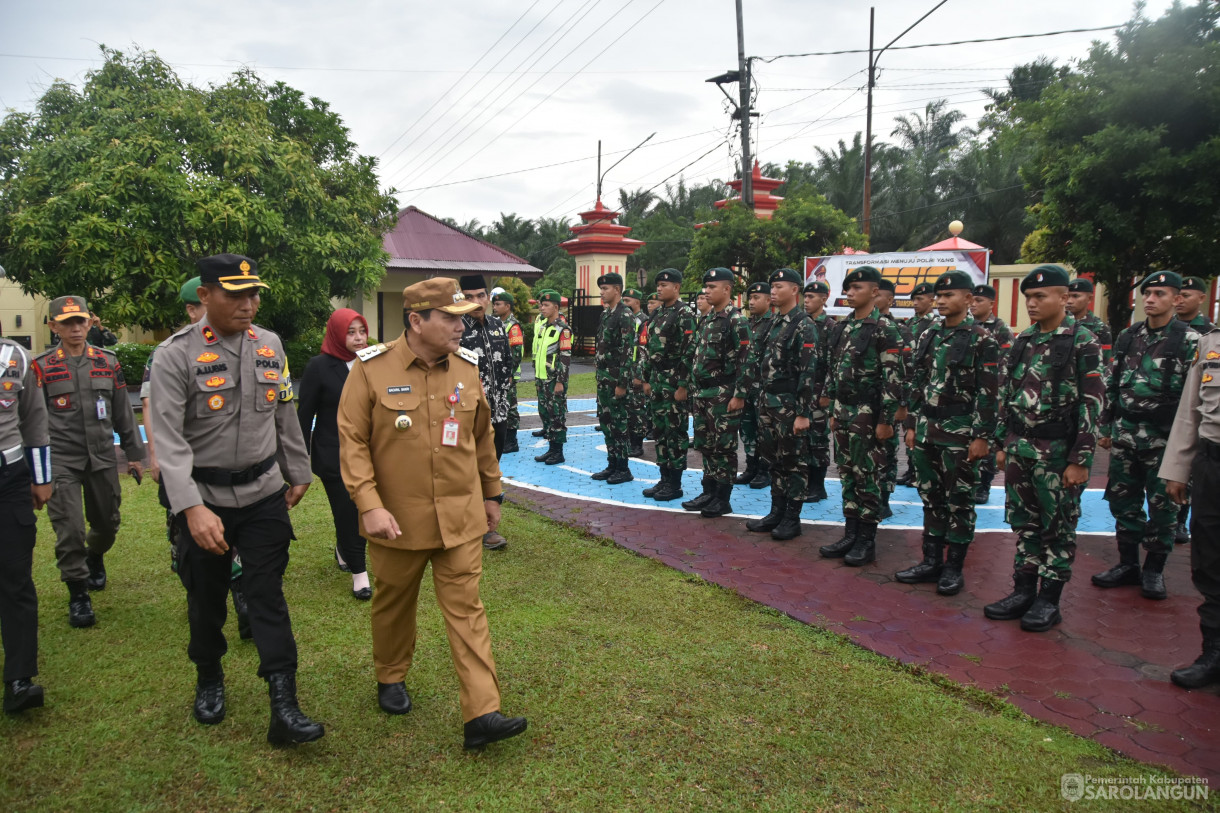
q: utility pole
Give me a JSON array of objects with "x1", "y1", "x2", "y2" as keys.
[{"x1": 736, "y1": 0, "x2": 753, "y2": 209}]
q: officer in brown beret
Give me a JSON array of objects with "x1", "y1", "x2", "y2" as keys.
[{"x1": 337, "y1": 277, "x2": 527, "y2": 750}]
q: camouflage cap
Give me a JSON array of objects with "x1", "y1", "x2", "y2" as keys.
[
  {"x1": 654, "y1": 268, "x2": 683, "y2": 285},
  {"x1": 1181, "y1": 276, "x2": 1209, "y2": 293},
  {"x1": 1067, "y1": 278, "x2": 1094, "y2": 294},
  {"x1": 747, "y1": 281, "x2": 770, "y2": 296},
  {"x1": 804, "y1": 280, "x2": 830, "y2": 295},
  {"x1": 596, "y1": 272, "x2": 624, "y2": 288},
  {"x1": 537, "y1": 291, "x2": 563, "y2": 305},
  {"x1": 769, "y1": 268, "x2": 803, "y2": 285},
  {"x1": 912, "y1": 282, "x2": 935, "y2": 297},
  {"x1": 1020, "y1": 264, "x2": 1071, "y2": 293},
  {"x1": 179, "y1": 276, "x2": 203, "y2": 305},
  {"x1": 703, "y1": 267, "x2": 735, "y2": 284},
  {"x1": 1139, "y1": 270, "x2": 1183, "y2": 292},
  {"x1": 843, "y1": 265, "x2": 881, "y2": 286},
  {"x1": 48, "y1": 295, "x2": 90, "y2": 322},
  {"x1": 492, "y1": 291, "x2": 515, "y2": 305},
  {"x1": 623, "y1": 288, "x2": 643, "y2": 301},
  {"x1": 935, "y1": 271, "x2": 974, "y2": 292},
  {"x1": 973, "y1": 284, "x2": 997, "y2": 299},
  {"x1": 877, "y1": 278, "x2": 896, "y2": 293}
]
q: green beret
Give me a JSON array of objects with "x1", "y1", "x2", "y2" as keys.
[
  {"x1": 654, "y1": 268, "x2": 683, "y2": 285},
  {"x1": 646, "y1": 292, "x2": 659, "y2": 301},
  {"x1": 538, "y1": 291, "x2": 562, "y2": 305},
  {"x1": 492, "y1": 291, "x2": 515, "y2": 305},
  {"x1": 703, "y1": 267, "x2": 735, "y2": 284},
  {"x1": 804, "y1": 280, "x2": 830, "y2": 295},
  {"x1": 912, "y1": 282, "x2": 935, "y2": 297},
  {"x1": 1020, "y1": 264, "x2": 1072, "y2": 293},
  {"x1": 1067, "y1": 278, "x2": 1094, "y2": 294},
  {"x1": 623, "y1": 288, "x2": 643, "y2": 301},
  {"x1": 1181, "y1": 276, "x2": 1209, "y2": 293},
  {"x1": 769, "y1": 268, "x2": 803, "y2": 286},
  {"x1": 843, "y1": 265, "x2": 881, "y2": 287},
  {"x1": 747, "y1": 281, "x2": 770, "y2": 296},
  {"x1": 179, "y1": 276, "x2": 202, "y2": 305},
  {"x1": 935, "y1": 271, "x2": 974, "y2": 293},
  {"x1": 973, "y1": 284, "x2": 996, "y2": 299},
  {"x1": 597, "y1": 272, "x2": 623, "y2": 288},
  {"x1": 877, "y1": 278, "x2": 896, "y2": 293},
  {"x1": 1139, "y1": 270, "x2": 1183, "y2": 292}
]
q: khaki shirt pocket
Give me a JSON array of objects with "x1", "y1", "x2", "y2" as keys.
[
  {"x1": 379, "y1": 391, "x2": 423, "y2": 438},
  {"x1": 46, "y1": 378, "x2": 78, "y2": 412},
  {"x1": 195, "y1": 374, "x2": 238, "y2": 419}
]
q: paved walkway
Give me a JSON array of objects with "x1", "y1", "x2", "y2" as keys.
[{"x1": 504, "y1": 406, "x2": 1220, "y2": 781}]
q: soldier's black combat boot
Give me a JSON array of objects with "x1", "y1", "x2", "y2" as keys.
[
  {"x1": 734, "y1": 456, "x2": 758, "y2": 485},
  {"x1": 544, "y1": 443, "x2": 565, "y2": 465},
  {"x1": 879, "y1": 492, "x2": 893, "y2": 520},
  {"x1": 682, "y1": 478, "x2": 715, "y2": 511},
  {"x1": 85, "y1": 552, "x2": 107, "y2": 591},
  {"x1": 193, "y1": 665, "x2": 225, "y2": 725},
  {"x1": 895, "y1": 536, "x2": 944, "y2": 584},
  {"x1": 805, "y1": 465, "x2": 828, "y2": 503},
  {"x1": 937, "y1": 544, "x2": 969, "y2": 596},
  {"x1": 819, "y1": 517, "x2": 859, "y2": 558},
  {"x1": 749, "y1": 460, "x2": 772, "y2": 489},
  {"x1": 896, "y1": 466, "x2": 914, "y2": 487},
  {"x1": 1171, "y1": 635, "x2": 1220, "y2": 689},
  {"x1": 591, "y1": 456, "x2": 616, "y2": 480},
  {"x1": 629, "y1": 435, "x2": 645, "y2": 458},
  {"x1": 844, "y1": 521, "x2": 877, "y2": 566},
  {"x1": 3, "y1": 679, "x2": 44, "y2": 714},
  {"x1": 983, "y1": 571, "x2": 1038, "y2": 620},
  {"x1": 503, "y1": 433, "x2": 519, "y2": 454},
  {"x1": 771, "y1": 499, "x2": 804, "y2": 541},
  {"x1": 231, "y1": 580, "x2": 252, "y2": 640},
  {"x1": 1020, "y1": 578, "x2": 1064, "y2": 632},
  {"x1": 746, "y1": 491, "x2": 784, "y2": 532},
  {"x1": 606, "y1": 457, "x2": 634, "y2": 485},
  {"x1": 531, "y1": 429, "x2": 546, "y2": 437},
  {"x1": 266, "y1": 672, "x2": 324, "y2": 746},
  {"x1": 701, "y1": 482, "x2": 734, "y2": 518},
  {"x1": 653, "y1": 469, "x2": 684, "y2": 502},
  {"x1": 535, "y1": 442, "x2": 558, "y2": 462},
  {"x1": 67, "y1": 580, "x2": 95, "y2": 628},
  {"x1": 973, "y1": 475, "x2": 993, "y2": 505},
  {"x1": 643, "y1": 466, "x2": 666, "y2": 498},
  {"x1": 1091, "y1": 534, "x2": 1142, "y2": 588},
  {"x1": 1140, "y1": 552, "x2": 1168, "y2": 600}
]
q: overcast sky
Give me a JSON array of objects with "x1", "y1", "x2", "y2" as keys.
[{"x1": 1, "y1": 0, "x2": 1175, "y2": 229}]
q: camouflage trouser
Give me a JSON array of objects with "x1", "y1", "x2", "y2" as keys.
[
  {"x1": 536, "y1": 378, "x2": 567, "y2": 444},
  {"x1": 978, "y1": 452, "x2": 997, "y2": 486},
  {"x1": 628, "y1": 383, "x2": 651, "y2": 439},
  {"x1": 596, "y1": 381, "x2": 629, "y2": 458},
  {"x1": 806, "y1": 410, "x2": 831, "y2": 470},
  {"x1": 882, "y1": 431, "x2": 899, "y2": 494},
  {"x1": 759, "y1": 395, "x2": 809, "y2": 501},
  {"x1": 507, "y1": 378, "x2": 520, "y2": 434},
  {"x1": 739, "y1": 399, "x2": 759, "y2": 458},
  {"x1": 692, "y1": 390, "x2": 741, "y2": 485},
  {"x1": 911, "y1": 442, "x2": 979, "y2": 545},
  {"x1": 650, "y1": 388, "x2": 689, "y2": 470},
  {"x1": 1005, "y1": 454, "x2": 1081, "y2": 582},
  {"x1": 834, "y1": 416, "x2": 886, "y2": 522},
  {"x1": 1105, "y1": 444, "x2": 1176, "y2": 553}
]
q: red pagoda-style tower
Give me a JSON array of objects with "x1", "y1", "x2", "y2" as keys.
[
  {"x1": 714, "y1": 160, "x2": 784, "y2": 219},
  {"x1": 559, "y1": 198, "x2": 644, "y2": 304}
]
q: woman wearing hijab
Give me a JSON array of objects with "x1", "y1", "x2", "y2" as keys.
[{"x1": 298, "y1": 309, "x2": 372, "y2": 600}]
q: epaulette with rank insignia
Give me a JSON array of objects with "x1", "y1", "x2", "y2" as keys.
[
  {"x1": 455, "y1": 346, "x2": 479, "y2": 365},
  {"x1": 356, "y1": 343, "x2": 390, "y2": 362}
]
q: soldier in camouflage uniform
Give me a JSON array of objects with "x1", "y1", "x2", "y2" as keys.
[
  {"x1": 641, "y1": 269, "x2": 695, "y2": 502},
  {"x1": 971, "y1": 284, "x2": 1016, "y2": 504},
  {"x1": 1067, "y1": 277, "x2": 1113, "y2": 367},
  {"x1": 646, "y1": 292, "x2": 662, "y2": 320},
  {"x1": 593, "y1": 273, "x2": 636, "y2": 484},
  {"x1": 492, "y1": 292, "x2": 524, "y2": 454},
  {"x1": 1172, "y1": 275, "x2": 1216, "y2": 544},
  {"x1": 896, "y1": 271, "x2": 999, "y2": 595},
  {"x1": 623, "y1": 288, "x2": 650, "y2": 458},
  {"x1": 817, "y1": 267, "x2": 904, "y2": 564},
  {"x1": 984, "y1": 265, "x2": 1104, "y2": 633},
  {"x1": 738, "y1": 268, "x2": 818, "y2": 540},
  {"x1": 680, "y1": 268, "x2": 750, "y2": 518},
  {"x1": 875, "y1": 278, "x2": 912, "y2": 519},
  {"x1": 532, "y1": 291, "x2": 571, "y2": 465},
  {"x1": 803, "y1": 280, "x2": 833, "y2": 502},
  {"x1": 735, "y1": 281, "x2": 774, "y2": 489},
  {"x1": 1093, "y1": 271, "x2": 1199, "y2": 600},
  {"x1": 898, "y1": 282, "x2": 938, "y2": 487}
]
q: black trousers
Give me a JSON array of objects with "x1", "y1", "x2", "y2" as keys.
[
  {"x1": 0, "y1": 461, "x2": 38, "y2": 681},
  {"x1": 321, "y1": 477, "x2": 365, "y2": 574},
  {"x1": 1191, "y1": 442, "x2": 1220, "y2": 640},
  {"x1": 492, "y1": 421, "x2": 507, "y2": 461},
  {"x1": 176, "y1": 489, "x2": 298, "y2": 678}
]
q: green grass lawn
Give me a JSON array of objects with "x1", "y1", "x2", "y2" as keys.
[
  {"x1": 518, "y1": 370, "x2": 596, "y2": 400},
  {"x1": 0, "y1": 477, "x2": 1196, "y2": 812}
]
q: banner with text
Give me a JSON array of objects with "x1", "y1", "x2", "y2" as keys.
[{"x1": 804, "y1": 251, "x2": 989, "y2": 319}]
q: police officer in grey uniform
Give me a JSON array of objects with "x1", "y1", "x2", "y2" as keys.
[
  {"x1": 33, "y1": 296, "x2": 145, "y2": 628},
  {"x1": 149, "y1": 254, "x2": 323, "y2": 744},
  {"x1": 0, "y1": 336, "x2": 53, "y2": 713}
]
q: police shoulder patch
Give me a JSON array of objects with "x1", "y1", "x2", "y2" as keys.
[
  {"x1": 456, "y1": 346, "x2": 479, "y2": 366},
  {"x1": 356, "y1": 343, "x2": 390, "y2": 362}
]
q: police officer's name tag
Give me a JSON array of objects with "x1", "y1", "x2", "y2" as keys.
[
  {"x1": 442, "y1": 417, "x2": 460, "y2": 446},
  {"x1": 387, "y1": 385, "x2": 411, "y2": 394}
]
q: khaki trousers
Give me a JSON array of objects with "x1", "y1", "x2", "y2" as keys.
[
  {"x1": 369, "y1": 536, "x2": 501, "y2": 722},
  {"x1": 47, "y1": 463, "x2": 121, "y2": 582}
]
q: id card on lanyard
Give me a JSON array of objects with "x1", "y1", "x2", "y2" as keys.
[{"x1": 442, "y1": 383, "x2": 463, "y2": 447}]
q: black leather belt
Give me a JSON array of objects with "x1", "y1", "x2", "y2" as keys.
[
  {"x1": 192, "y1": 455, "x2": 276, "y2": 487},
  {"x1": 923, "y1": 402, "x2": 972, "y2": 419}
]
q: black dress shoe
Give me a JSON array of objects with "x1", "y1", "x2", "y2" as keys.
[
  {"x1": 378, "y1": 682, "x2": 412, "y2": 715},
  {"x1": 193, "y1": 679, "x2": 226, "y2": 725},
  {"x1": 352, "y1": 587, "x2": 372, "y2": 601},
  {"x1": 334, "y1": 546, "x2": 351, "y2": 573},
  {"x1": 4, "y1": 679, "x2": 45, "y2": 714},
  {"x1": 463, "y1": 710, "x2": 527, "y2": 749}
]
